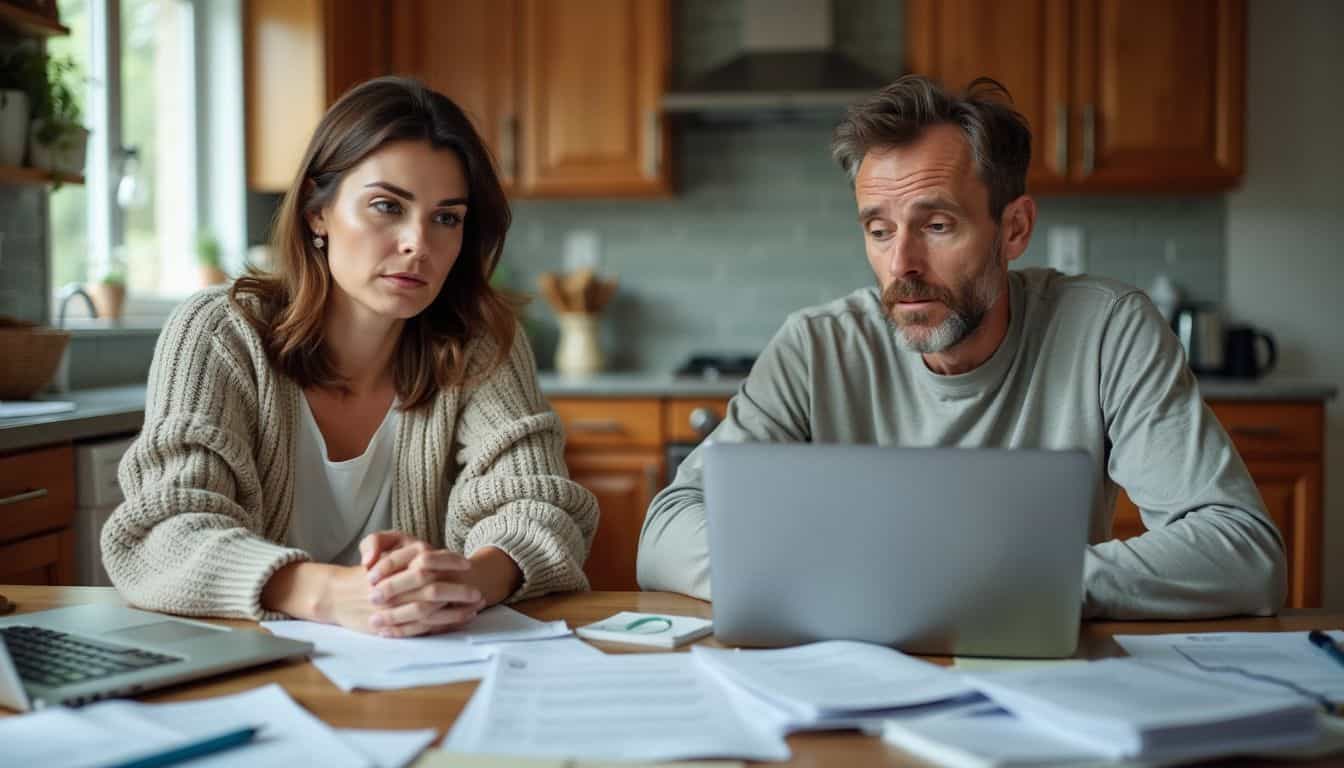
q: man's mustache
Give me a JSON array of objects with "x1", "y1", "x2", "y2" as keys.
[{"x1": 882, "y1": 279, "x2": 955, "y2": 308}]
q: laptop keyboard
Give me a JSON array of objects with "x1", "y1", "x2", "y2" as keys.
[{"x1": 0, "y1": 625, "x2": 181, "y2": 687}]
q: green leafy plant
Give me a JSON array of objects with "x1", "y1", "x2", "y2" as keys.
[
  {"x1": 99, "y1": 269, "x2": 126, "y2": 287},
  {"x1": 196, "y1": 231, "x2": 223, "y2": 269},
  {"x1": 33, "y1": 54, "x2": 83, "y2": 146}
]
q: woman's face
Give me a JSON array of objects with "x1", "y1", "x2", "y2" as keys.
[{"x1": 308, "y1": 140, "x2": 469, "y2": 324}]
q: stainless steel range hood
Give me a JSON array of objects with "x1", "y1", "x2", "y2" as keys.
[{"x1": 663, "y1": 0, "x2": 890, "y2": 114}]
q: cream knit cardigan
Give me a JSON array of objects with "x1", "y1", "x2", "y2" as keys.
[{"x1": 101, "y1": 289, "x2": 598, "y2": 620}]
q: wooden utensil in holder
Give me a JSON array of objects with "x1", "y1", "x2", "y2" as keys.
[{"x1": 537, "y1": 271, "x2": 620, "y2": 374}]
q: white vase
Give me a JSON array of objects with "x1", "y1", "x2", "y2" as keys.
[
  {"x1": 555, "y1": 312, "x2": 604, "y2": 376},
  {"x1": 0, "y1": 91, "x2": 29, "y2": 166},
  {"x1": 29, "y1": 120, "x2": 89, "y2": 176}
]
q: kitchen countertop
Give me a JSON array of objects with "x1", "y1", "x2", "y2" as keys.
[
  {"x1": 1, "y1": 376, "x2": 1337, "y2": 454},
  {"x1": 0, "y1": 385, "x2": 148, "y2": 454}
]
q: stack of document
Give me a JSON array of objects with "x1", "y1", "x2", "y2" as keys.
[
  {"x1": 691, "y1": 641, "x2": 981, "y2": 732},
  {"x1": 1114, "y1": 630, "x2": 1344, "y2": 707},
  {"x1": 444, "y1": 640, "x2": 986, "y2": 763},
  {"x1": 263, "y1": 605, "x2": 583, "y2": 690},
  {"x1": 0, "y1": 683, "x2": 436, "y2": 768},
  {"x1": 955, "y1": 658, "x2": 1319, "y2": 764},
  {"x1": 444, "y1": 652, "x2": 790, "y2": 762},
  {"x1": 882, "y1": 703, "x2": 1105, "y2": 767}
]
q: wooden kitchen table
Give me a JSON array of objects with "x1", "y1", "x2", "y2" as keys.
[{"x1": 1, "y1": 586, "x2": 1341, "y2": 766}]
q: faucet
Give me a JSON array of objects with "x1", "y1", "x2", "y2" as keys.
[{"x1": 57, "y1": 282, "x2": 98, "y2": 328}]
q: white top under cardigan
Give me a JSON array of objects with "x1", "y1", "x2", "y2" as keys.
[{"x1": 287, "y1": 394, "x2": 399, "y2": 565}]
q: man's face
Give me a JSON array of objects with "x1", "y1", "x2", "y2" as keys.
[{"x1": 855, "y1": 124, "x2": 1009, "y2": 354}]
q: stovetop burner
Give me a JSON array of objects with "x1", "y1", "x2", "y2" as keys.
[{"x1": 674, "y1": 354, "x2": 757, "y2": 379}]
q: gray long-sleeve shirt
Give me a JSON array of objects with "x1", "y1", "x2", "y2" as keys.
[{"x1": 637, "y1": 268, "x2": 1286, "y2": 619}]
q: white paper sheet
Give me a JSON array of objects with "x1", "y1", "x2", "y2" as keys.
[
  {"x1": 882, "y1": 704, "x2": 1105, "y2": 767},
  {"x1": 963, "y1": 658, "x2": 1319, "y2": 762},
  {"x1": 692, "y1": 640, "x2": 973, "y2": 720},
  {"x1": 90, "y1": 683, "x2": 372, "y2": 767},
  {"x1": 1115, "y1": 631, "x2": 1344, "y2": 702},
  {"x1": 339, "y1": 727, "x2": 439, "y2": 768},
  {"x1": 262, "y1": 606, "x2": 571, "y2": 690},
  {"x1": 0, "y1": 706, "x2": 183, "y2": 768},
  {"x1": 447, "y1": 652, "x2": 790, "y2": 762},
  {"x1": 1, "y1": 684, "x2": 372, "y2": 768}
]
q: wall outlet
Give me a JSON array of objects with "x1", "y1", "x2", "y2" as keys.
[
  {"x1": 562, "y1": 229, "x2": 601, "y2": 272},
  {"x1": 1047, "y1": 226, "x2": 1086, "y2": 275}
]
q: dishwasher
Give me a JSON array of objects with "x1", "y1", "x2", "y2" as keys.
[{"x1": 73, "y1": 435, "x2": 135, "y2": 586}]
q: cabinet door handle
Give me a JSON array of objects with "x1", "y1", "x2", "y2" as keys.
[
  {"x1": 569, "y1": 418, "x2": 624, "y2": 434},
  {"x1": 1055, "y1": 104, "x2": 1068, "y2": 173},
  {"x1": 0, "y1": 488, "x2": 48, "y2": 506},
  {"x1": 1082, "y1": 104, "x2": 1096, "y2": 176},
  {"x1": 644, "y1": 109, "x2": 660, "y2": 178},
  {"x1": 500, "y1": 115, "x2": 519, "y2": 181},
  {"x1": 1231, "y1": 425, "x2": 1284, "y2": 439}
]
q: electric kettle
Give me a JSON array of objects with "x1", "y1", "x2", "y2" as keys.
[{"x1": 1174, "y1": 305, "x2": 1224, "y2": 374}]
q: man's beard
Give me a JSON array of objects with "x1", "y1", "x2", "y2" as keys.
[{"x1": 881, "y1": 236, "x2": 1005, "y2": 354}]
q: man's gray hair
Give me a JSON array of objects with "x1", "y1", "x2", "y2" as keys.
[{"x1": 832, "y1": 75, "x2": 1032, "y2": 221}]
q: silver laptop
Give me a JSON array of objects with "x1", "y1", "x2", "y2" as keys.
[
  {"x1": 704, "y1": 443, "x2": 1094, "y2": 658},
  {"x1": 0, "y1": 603, "x2": 313, "y2": 711}
]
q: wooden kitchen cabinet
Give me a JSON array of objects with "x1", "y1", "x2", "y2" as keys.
[
  {"x1": 518, "y1": 0, "x2": 671, "y2": 197},
  {"x1": 907, "y1": 0, "x2": 1244, "y2": 193},
  {"x1": 550, "y1": 394, "x2": 732, "y2": 589},
  {"x1": 389, "y1": 0, "x2": 519, "y2": 190},
  {"x1": 551, "y1": 398, "x2": 665, "y2": 590},
  {"x1": 906, "y1": 0, "x2": 1072, "y2": 189},
  {"x1": 1112, "y1": 401, "x2": 1325, "y2": 608},
  {"x1": 244, "y1": 0, "x2": 393, "y2": 191},
  {"x1": 249, "y1": 0, "x2": 671, "y2": 197},
  {"x1": 0, "y1": 443, "x2": 76, "y2": 585}
]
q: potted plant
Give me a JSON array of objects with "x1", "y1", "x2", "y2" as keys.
[
  {"x1": 0, "y1": 43, "x2": 44, "y2": 167},
  {"x1": 88, "y1": 269, "x2": 127, "y2": 322},
  {"x1": 196, "y1": 231, "x2": 229, "y2": 287},
  {"x1": 29, "y1": 53, "x2": 89, "y2": 176}
]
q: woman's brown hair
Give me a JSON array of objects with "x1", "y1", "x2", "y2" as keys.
[{"x1": 230, "y1": 76, "x2": 517, "y2": 410}]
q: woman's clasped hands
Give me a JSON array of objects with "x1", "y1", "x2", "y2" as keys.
[{"x1": 317, "y1": 531, "x2": 486, "y2": 638}]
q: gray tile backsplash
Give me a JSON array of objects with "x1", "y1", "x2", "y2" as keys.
[
  {"x1": 0, "y1": 184, "x2": 50, "y2": 324},
  {"x1": 503, "y1": 121, "x2": 1227, "y2": 373}
]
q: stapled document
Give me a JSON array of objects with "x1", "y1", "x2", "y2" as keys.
[
  {"x1": 692, "y1": 640, "x2": 975, "y2": 725},
  {"x1": 444, "y1": 653, "x2": 789, "y2": 762},
  {"x1": 962, "y1": 658, "x2": 1320, "y2": 763}
]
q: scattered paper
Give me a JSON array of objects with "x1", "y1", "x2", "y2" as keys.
[
  {"x1": 341, "y1": 728, "x2": 439, "y2": 768},
  {"x1": 2, "y1": 684, "x2": 371, "y2": 768},
  {"x1": 882, "y1": 704, "x2": 1105, "y2": 767},
  {"x1": 413, "y1": 751, "x2": 743, "y2": 768},
  {"x1": 1115, "y1": 631, "x2": 1344, "y2": 701},
  {"x1": 446, "y1": 653, "x2": 789, "y2": 762},
  {"x1": 692, "y1": 641, "x2": 973, "y2": 720},
  {"x1": 963, "y1": 658, "x2": 1319, "y2": 763},
  {"x1": 263, "y1": 606, "x2": 571, "y2": 691}
]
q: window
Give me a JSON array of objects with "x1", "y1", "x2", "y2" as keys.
[{"x1": 49, "y1": 0, "x2": 242, "y2": 320}]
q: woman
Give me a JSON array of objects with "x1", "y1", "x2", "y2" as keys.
[{"x1": 102, "y1": 77, "x2": 598, "y2": 638}]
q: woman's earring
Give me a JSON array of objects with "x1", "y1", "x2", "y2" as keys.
[{"x1": 312, "y1": 235, "x2": 326, "y2": 250}]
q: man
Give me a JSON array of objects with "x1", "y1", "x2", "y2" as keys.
[{"x1": 637, "y1": 76, "x2": 1285, "y2": 619}]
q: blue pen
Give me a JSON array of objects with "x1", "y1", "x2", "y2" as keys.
[
  {"x1": 1309, "y1": 630, "x2": 1344, "y2": 669},
  {"x1": 105, "y1": 725, "x2": 260, "y2": 768}
]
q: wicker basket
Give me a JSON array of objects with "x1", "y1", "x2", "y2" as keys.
[{"x1": 0, "y1": 316, "x2": 71, "y2": 400}]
